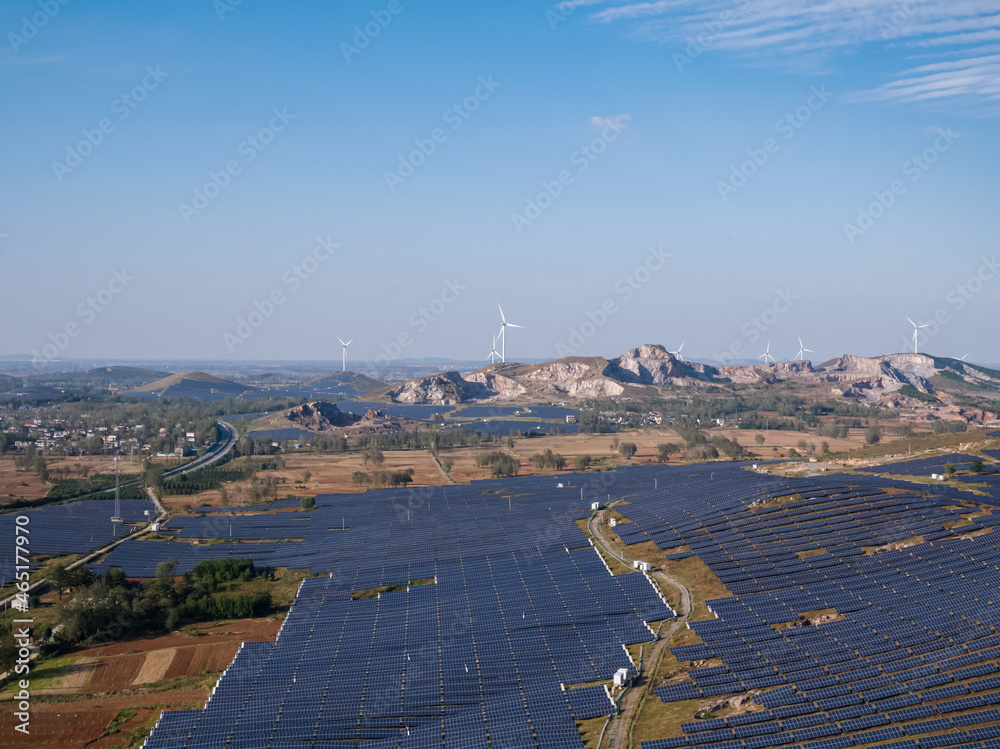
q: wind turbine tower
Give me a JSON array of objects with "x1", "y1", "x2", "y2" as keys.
[
  {"x1": 796, "y1": 337, "x2": 815, "y2": 362},
  {"x1": 906, "y1": 317, "x2": 930, "y2": 354},
  {"x1": 338, "y1": 338, "x2": 353, "y2": 372},
  {"x1": 758, "y1": 341, "x2": 776, "y2": 364},
  {"x1": 496, "y1": 303, "x2": 524, "y2": 363}
]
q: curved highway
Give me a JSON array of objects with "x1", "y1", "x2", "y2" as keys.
[{"x1": 163, "y1": 419, "x2": 238, "y2": 479}]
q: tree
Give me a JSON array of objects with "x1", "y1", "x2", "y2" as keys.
[
  {"x1": 619, "y1": 442, "x2": 637, "y2": 460},
  {"x1": 50, "y1": 564, "x2": 71, "y2": 600},
  {"x1": 574, "y1": 455, "x2": 592, "y2": 471},
  {"x1": 820, "y1": 440, "x2": 830, "y2": 455},
  {"x1": 34, "y1": 455, "x2": 49, "y2": 482},
  {"x1": 440, "y1": 458, "x2": 454, "y2": 474},
  {"x1": 944, "y1": 463, "x2": 956, "y2": 476},
  {"x1": 301, "y1": 470, "x2": 312, "y2": 483},
  {"x1": 864, "y1": 426, "x2": 882, "y2": 445},
  {"x1": 300, "y1": 496, "x2": 316, "y2": 510},
  {"x1": 352, "y1": 471, "x2": 370, "y2": 486},
  {"x1": 366, "y1": 446, "x2": 385, "y2": 468},
  {"x1": 755, "y1": 434, "x2": 766, "y2": 446},
  {"x1": 657, "y1": 443, "x2": 680, "y2": 463}
]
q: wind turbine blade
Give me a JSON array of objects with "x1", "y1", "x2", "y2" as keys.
[
  {"x1": 497, "y1": 302, "x2": 506, "y2": 324},
  {"x1": 906, "y1": 316, "x2": 916, "y2": 327},
  {"x1": 345, "y1": 339, "x2": 353, "y2": 346},
  {"x1": 507, "y1": 323, "x2": 524, "y2": 329},
  {"x1": 338, "y1": 338, "x2": 346, "y2": 346}
]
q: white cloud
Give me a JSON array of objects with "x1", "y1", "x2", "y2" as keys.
[
  {"x1": 590, "y1": 114, "x2": 631, "y2": 128},
  {"x1": 564, "y1": 0, "x2": 1000, "y2": 107}
]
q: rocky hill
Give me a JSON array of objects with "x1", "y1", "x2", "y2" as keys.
[
  {"x1": 284, "y1": 401, "x2": 361, "y2": 430},
  {"x1": 370, "y1": 347, "x2": 1000, "y2": 419}
]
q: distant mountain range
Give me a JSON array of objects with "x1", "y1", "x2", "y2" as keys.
[{"x1": 363, "y1": 345, "x2": 1000, "y2": 423}]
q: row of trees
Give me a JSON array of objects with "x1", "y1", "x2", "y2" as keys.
[
  {"x1": 43, "y1": 558, "x2": 272, "y2": 647},
  {"x1": 352, "y1": 468, "x2": 415, "y2": 488}
]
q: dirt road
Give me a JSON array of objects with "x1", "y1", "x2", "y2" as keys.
[{"x1": 589, "y1": 508, "x2": 692, "y2": 749}]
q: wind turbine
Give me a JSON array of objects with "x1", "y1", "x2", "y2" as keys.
[
  {"x1": 496, "y1": 302, "x2": 524, "y2": 363},
  {"x1": 905, "y1": 317, "x2": 930, "y2": 354},
  {"x1": 669, "y1": 340, "x2": 686, "y2": 361},
  {"x1": 796, "y1": 337, "x2": 815, "y2": 362},
  {"x1": 758, "y1": 341, "x2": 776, "y2": 364},
  {"x1": 959, "y1": 353, "x2": 970, "y2": 362},
  {"x1": 487, "y1": 334, "x2": 501, "y2": 365},
  {"x1": 338, "y1": 337, "x2": 353, "y2": 372}
]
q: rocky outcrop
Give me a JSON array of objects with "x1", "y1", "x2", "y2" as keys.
[
  {"x1": 385, "y1": 371, "x2": 495, "y2": 405},
  {"x1": 818, "y1": 354, "x2": 938, "y2": 401},
  {"x1": 285, "y1": 401, "x2": 360, "y2": 430},
  {"x1": 466, "y1": 369, "x2": 528, "y2": 399},
  {"x1": 605, "y1": 344, "x2": 716, "y2": 385}
]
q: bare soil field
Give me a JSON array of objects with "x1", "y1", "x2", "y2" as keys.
[
  {"x1": 160, "y1": 425, "x2": 875, "y2": 507},
  {"x1": 0, "y1": 454, "x2": 143, "y2": 501},
  {"x1": 0, "y1": 617, "x2": 282, "y2": 748}
]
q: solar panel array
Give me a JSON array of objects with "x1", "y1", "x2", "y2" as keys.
[
  {"x1": 138, "y1": 469, "x2": 679, "y2": 747},
  {"x1": 610, "y1": 459, "x2": 1000, "y2": 749},
  {"x1": 0, "y1": 498, "x2": 153, "y2": 585}
]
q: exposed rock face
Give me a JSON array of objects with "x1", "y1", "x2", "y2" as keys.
[
  {"x1": 517, "y1": 360, "x2": 624, "y2": 397},
  {"x1": 605, "y1": 344, "x2": 716, "y2": 385},
  {"x1": 285, "y1": 401, "x2": 360, "y2": 430},
  {"x1": 466, "y1": 369, "x2": 528, "y2": 399},
  {"x1": 385, "y1": 371, "x2": 495, "y2": 405},
  {"x1": 716, "y1": 360, "x2": 813, "y2": 384},
  {"x1": 819, "y1": 354, "x2": 938, "y2": 400}
]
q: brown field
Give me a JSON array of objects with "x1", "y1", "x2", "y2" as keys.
[
  {"x1": 0, "y1": 616, "x2": 282, "y2": 748},
  {"x1": 0, "y1": 454, "x2": 144, "y2": 501},
  {"x1": 0, "y1": 691, "x2": 209, "y2": 749},
  {"x1": 162, "y1": 426, "x2": 873, "y2": 507}
]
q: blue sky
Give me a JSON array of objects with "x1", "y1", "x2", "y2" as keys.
[{"x1": 2, "y1": 0, "x2": 999, "y2": 367}]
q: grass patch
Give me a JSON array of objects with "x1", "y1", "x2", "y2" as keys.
[
  {"x1": 898, "y1": 385, "x2": 941, "y2": 404},
  {"x1": 1, "y1": 656, "x2": 81, "y2": 692},
  {"x1": 352, "y1": 578, "x2": 435, "y2": 600},
  {"x1": 796, "y1": 548, "x2": 828, "y2": 559},
  {"x1": 576, "y1": 715, "x2": 610, "y2": 748},
  {"x1": 101, "y1": 707, "x2": 137, "y2": 737}
]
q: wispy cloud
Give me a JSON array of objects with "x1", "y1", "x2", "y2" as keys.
[{"x1": 565, "y1": 0, "x2": 1000, "y2": 107}]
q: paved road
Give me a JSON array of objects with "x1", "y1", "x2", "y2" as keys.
[
  {"x1": 163, "y1": 419, "x2": 238, "y2": 479},
  {"x1": 589, "y1": 507, "x2": 693, "y2": 749}
]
